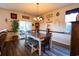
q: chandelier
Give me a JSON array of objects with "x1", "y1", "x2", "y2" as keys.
[{"x1": 33, "y1": 3, "x2": 43, "y2": 22}]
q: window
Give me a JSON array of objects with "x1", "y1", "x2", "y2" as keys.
[
  {"x1": 65, "y1": 13, "x2": 78, "y2": 33},
  {"x1": 19, "y1": 21, "x2": 32, "y2": 31},
  {"x1": 65, "y1": 8, "x2": 79, "y2": 33},
  {"x1": 19, "y1": 21, "x2": 32, "y2": 39}
]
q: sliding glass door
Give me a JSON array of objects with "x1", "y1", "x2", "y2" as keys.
[{"x1": 19, "y1": 21, "x2": 32, "y2": 39}]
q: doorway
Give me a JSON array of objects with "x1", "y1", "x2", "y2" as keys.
[{"x1": 19, "y1": 21, "x2": 32, "y2": 39}]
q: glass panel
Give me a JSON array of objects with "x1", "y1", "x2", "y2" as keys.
[
  {"x1": 65, "y1": 23, "x2": 72, "y2": 33},
  {"x1": 65, "y1": 13, "x2": 78, "y2": 23},
  {"x1": 65, "y1": 13, "x2": 77, "y2": 33},
  {"x1": 19, "y1": 21, "x2": 32, "y2": 39}
]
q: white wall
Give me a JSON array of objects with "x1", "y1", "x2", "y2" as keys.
[
  {"x1": 40, "y1": 4, "x2": 79, "y2": 32},
  {"x1": 52, "y1": 33, "x2": 71, "y2": 45},
  {"x1": 40, "y1": 31, "x2": 71, "y2": 45},
  {"x1": 39, "y1": 4, "x2": 79, "y2": 45},
  {"x1": 0, "y1": 8, "x2": 34, "y2": 31}
]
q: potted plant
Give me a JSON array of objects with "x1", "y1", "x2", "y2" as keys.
[{"x1": 11, "y1": 20, "x2": 19, "y2": 35}]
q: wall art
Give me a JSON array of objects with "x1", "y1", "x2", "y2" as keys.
[
  {"x1": 11, "y1": 13, "x2": 17, "y2": 19},
  {"x1": 22, "y1": 15, "x2": 30, "y2": 19},
  {"x1": 56, "y1": 12, "x2": 60, "y2": 16}
]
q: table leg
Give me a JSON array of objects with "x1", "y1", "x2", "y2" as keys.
[
  {"x1": 50, "y1": 39, "x2": 52, "y2": 48},
  {"x1": 39, "y1": 41, "x2": 41, "y2": 56}
]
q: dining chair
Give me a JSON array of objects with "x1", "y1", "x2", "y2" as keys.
[
  {"x1": 1, "y1": 35, "x2": 19, "y2": 56},
  {"x1": 41, "y1": 29, "x2": 52, "y2": 52},
  {"x1": 0, "y1": 32, "x2": 7, "y2": 51}
]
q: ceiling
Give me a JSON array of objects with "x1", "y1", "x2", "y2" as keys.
[{"x1": 0, "y1": 3, "x2": 71, "y2": 16}]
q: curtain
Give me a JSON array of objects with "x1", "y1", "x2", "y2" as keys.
[{"x1": 66, "y1": 8, "x2": 79, "y2": 14}]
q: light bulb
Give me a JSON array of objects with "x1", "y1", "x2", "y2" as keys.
[
  {"x1": 40, "y1": 18, "x2": 42, "y2": 21},
  {"x1": 37, "y1": 17, "x2": 40, "y2": 19},
  {"x1": 33, "y1": 17, "x2": 37, "y2": 21}
]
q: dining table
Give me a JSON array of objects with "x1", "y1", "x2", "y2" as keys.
[{"x1": 26, "y1": 33, "x2": 52, "y2": 56}]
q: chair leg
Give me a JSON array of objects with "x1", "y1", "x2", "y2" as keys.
[
  {"x1": 48, "y1": 45, "x2": 50, "y2": 50},
  {"x1": 42, "y1": 44, "x2": 45, "y2": 53},
  {"x1": 43, "y1": 45, "x2": 45, "y2": 52}
]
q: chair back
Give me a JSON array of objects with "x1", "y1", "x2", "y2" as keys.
[
  {"x1": 0, "y1": 32, "x2": 7, "y2": 48},
  {"x1": 1, "y1": 41, "x2": 16, "y2": 56},
  {"x1": 44, "y1": 33, "x2": 51, "y2": 45}
]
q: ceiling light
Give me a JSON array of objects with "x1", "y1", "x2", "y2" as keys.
[{"x1": 33, "y1": 3, "x2": 44, "y2": 22}]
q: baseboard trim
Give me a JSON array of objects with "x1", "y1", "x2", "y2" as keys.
[{"x1": 52, "y1": 41, "x2": 70, "y2": 50}]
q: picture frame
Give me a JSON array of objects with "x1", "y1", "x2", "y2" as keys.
[
  {"x1": 22, "y1": 15, "x2": 30, "y2": 19},
  {"x1": 11, "y1": 13, "x2": 17, "y2": 19}
]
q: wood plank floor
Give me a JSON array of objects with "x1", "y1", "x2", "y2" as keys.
[
  {"x1": 41, "y1": 45, "x2": 70, "y2": 56},
  {"x1": 0, "y1": 40, "x2": 70, "y2": 56}
]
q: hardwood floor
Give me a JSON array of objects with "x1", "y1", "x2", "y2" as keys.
[
  {"x1": 0, "y1": 40, "x2": 70, "y2": 56},
  {"x1": 41, "y1": 45, "x2": 70, "y2": 56}
]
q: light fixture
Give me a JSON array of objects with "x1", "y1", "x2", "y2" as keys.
[{"x1": 33, "y1": 3, "x2": 43, "y2": 22}]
